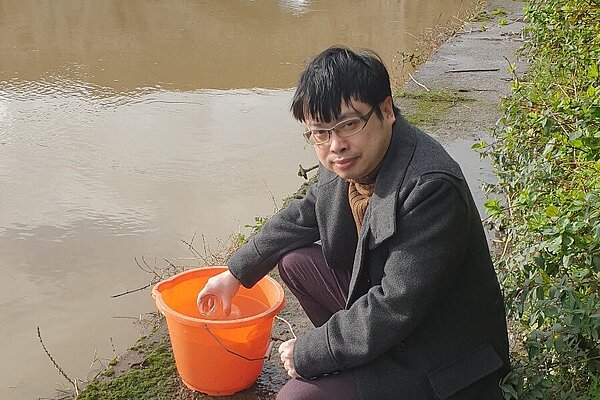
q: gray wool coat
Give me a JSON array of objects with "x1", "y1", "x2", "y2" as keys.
[{"x1": 228, "y1": 113, "x2": 511, "y2": 399}]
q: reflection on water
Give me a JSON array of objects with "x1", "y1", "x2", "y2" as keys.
[
  {"x1": 278, "y1": 0, "x2": 312, "y2": 15},
  {"x1": 0, "y1": 0, "x2": 476, "y2": 90},
  {"x1": 0, "y1": 0, "x2": 478, "y2": 398}
]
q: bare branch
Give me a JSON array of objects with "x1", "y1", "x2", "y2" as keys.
[
  {"x1": 109, "y1": 337, "x2": 117, "y2": 359},
  {"x1": 263, "y1": 180, "x2": 280, "y2": 213},
  {"x1": 111, "y1": 283, "x2": 153, "y2": 298},
  {"x1": 37, "y1": 326, "x2": 79, "y2": 396}
]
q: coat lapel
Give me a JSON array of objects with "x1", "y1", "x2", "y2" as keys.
[
  {"x1": 347, "y1": 115, "x2": 418, "y2": 304},
  {"x1": 315, "y1": 168, "x2": 358, "y2": 272},
  {"x1": 366, "y1": 115, "x2": 417, "y2": 247}
]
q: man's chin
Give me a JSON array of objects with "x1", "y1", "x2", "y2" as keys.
[
  {"x1": 333, "y1": 169, "x2": 360, "y2": 181},
  {"x1": 324, "y1": 164, "x2": 361, "y2": 180}
]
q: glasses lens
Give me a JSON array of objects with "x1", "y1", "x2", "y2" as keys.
[
  {"x1": 303, "y1": 131, "x2": 314, "y2": 144},
  {"x1": 306, "y1": 129, "x2": 330, "y2": 145},
  {"x1": 335, "y1": 117, "x2": 365, "y2": 138}
]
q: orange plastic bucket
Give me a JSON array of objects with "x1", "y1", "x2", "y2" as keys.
[{"x1": 152, "y1": 266, "x2": 285, "y2": 396}]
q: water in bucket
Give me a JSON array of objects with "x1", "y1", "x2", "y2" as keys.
[{"x1": 152, "y1": 267, "x2": 285, "y2": 396}]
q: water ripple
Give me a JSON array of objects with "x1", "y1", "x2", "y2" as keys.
[{"x1": 0, "y1": 75, "x2": 165, "y2": 108}]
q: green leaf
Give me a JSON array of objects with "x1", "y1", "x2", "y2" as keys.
[
  {"x1": 589, "y1": 62, "x2": 599, "y2": 79},
  {"x1": 545, "y1": 205, "x2": 560, "y2": 217},
  {"x1": 587, "y1": 85, "x2": 596, "y2": 97},
  {"x1": 471, "y1": 140, "x2": 488, "y2": 150}
]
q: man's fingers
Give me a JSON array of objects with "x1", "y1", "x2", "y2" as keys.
[{"x1": 221, "y1": 297, "x2": 232, "y2": 316}]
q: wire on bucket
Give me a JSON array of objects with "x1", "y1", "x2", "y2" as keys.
[
  {"x1": 202, "y1": 315, "x2": 296, "y2": 362},
  {"x1": 203, "y1": 325, "x2": 267, "y2": 362},
  {"x1": 275, "y1": 315, "x2": 296, "y2": 339}
]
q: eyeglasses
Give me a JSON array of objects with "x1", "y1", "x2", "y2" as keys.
[{"x1": 302, "y1": 105, "x2": 377, "y2": 145}]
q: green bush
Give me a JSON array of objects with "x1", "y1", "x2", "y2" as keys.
[{"x1": 478, "y1": 0, "x2": 599, "y2": 398}]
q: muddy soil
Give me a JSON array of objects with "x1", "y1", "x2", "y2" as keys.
[{"x1": 58, "y1": 0, "x2": 529, "y2": 398}]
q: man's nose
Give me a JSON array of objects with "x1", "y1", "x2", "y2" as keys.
[{"x1": 328, "y1": 130, "x2": 348, "y2": 153}]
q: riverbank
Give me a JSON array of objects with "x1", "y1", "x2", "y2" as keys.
[{"x1": 64, "y1": 0, "x2": 529, "y2": 398}]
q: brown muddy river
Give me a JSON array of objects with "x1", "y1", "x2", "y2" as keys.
[{"x1": 0, "y1": 0, "x2": 477, "y2": 398}]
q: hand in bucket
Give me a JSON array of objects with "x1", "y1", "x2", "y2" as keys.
[{"x1": 197, "y1": 269, "x2": 242, "y2": 319}]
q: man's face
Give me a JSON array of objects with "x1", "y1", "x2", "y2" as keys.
[{"x1": 305, "y1": 97, "x2": 396, "y2": 181}]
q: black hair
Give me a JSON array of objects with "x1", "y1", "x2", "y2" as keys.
[{"x1": 291, "y1": 46, "x2": 392, "y2": 123}]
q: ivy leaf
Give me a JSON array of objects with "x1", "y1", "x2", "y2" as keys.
[{"x1": 471, "y1": 141, "x2": 488, "y2": 150}]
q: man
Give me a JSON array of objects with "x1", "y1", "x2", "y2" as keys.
[{"x1": 197, "y1": 46, "x2": 510, "y2": 399}]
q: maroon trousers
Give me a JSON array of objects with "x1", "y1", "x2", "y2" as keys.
[{"x1": 276, "y1": 244, "x2": 358, "y2": 400}]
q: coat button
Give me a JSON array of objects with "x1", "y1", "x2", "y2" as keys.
[{"x1": 396, "y1": 341, "x2": 406, "y2": 351}]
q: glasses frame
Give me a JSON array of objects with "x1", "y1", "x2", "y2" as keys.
[{"x1": 302, "y1": 105, "x2": 378, "y2": 145}]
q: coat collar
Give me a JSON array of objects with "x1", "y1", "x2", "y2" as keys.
[
  {"x1": 364, "y1": 113, "x2": 417, "y2": 246},
  {"x1": 316, "y1": 112, "x2": 417, "y2": 246}
]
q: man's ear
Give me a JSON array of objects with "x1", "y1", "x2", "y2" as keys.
[{"x1": 381, "y1": 96, "x2": 396, "y2": 124}]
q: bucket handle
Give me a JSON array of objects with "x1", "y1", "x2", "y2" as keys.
[{"x1": 203, "y1": 325, "x2": 274, "y2": 362}]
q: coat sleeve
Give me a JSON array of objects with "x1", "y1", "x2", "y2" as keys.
[
  {"x1": 228, "y1": 183, "x2": 321, "y2": 288},
  {"x1": 294, "y1": 175, "x2": 471, "y2": 377}
]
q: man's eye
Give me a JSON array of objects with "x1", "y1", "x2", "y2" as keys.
[{"x1": 339, "y1": 119, "x2": 360, "y2": 131}]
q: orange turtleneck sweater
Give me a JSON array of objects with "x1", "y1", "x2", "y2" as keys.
[
  {"x1": 347, "y1": 166, "x2": 379, "y2": 234},
  {"x1": 348, "y1": 182, "x2": 374, "y2": 233}
]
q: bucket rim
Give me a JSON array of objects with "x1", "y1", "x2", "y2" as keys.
[{"x1": 151, "y1": 266, "x2": 285, "y2": 327}]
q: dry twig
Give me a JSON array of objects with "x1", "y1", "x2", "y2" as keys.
[
  {"x1": 408, "y1": 73, "x2": 430, "y2": 91},
  {"x1": 110, "y1": 337, "x2": 117, "y2": 359},
  {"x1": 37, "y1": 326, "x2": 79, "y2": 396},
  {"x1": 264, "y1": 180, "x2": 280, "y2": 214},
  {"x1": 111, "y1": 283, "x2": 153, "y2": 298}
]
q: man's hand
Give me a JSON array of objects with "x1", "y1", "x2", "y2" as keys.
[
  {"x1": 278, "y1": 338, "x2": 299, "y2": 378},
  {"x1": 196, "y1": 270, "x2": 241, "y2": 316}
]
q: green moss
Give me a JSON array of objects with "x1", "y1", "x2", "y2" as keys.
[
  {"x1": 491, "y1": 7, "x2": 507, "y2": 16},
  {"x1": 77, "y1": 343, "x2": 178, "y2": 400},
  {"x1": 397, "y1": 90, "x2": 473, "y2": 103},
  {"x1": 282, "y1": 175, "x2": 318, "y2": 208},
  {"x1": 396, "y1": 90, "x2": 475, "y2": 126},
  {"x1": 473, "y1": 7, "x2": 506, "y2": 22}
]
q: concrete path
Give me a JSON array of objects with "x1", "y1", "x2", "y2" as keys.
[{"x1": 397, "y1": 0, "x2": 528, "y2": 216}]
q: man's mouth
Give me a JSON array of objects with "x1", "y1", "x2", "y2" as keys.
[{"x1": 332, "y1": 157, "x2": 356, "y2": 170}]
